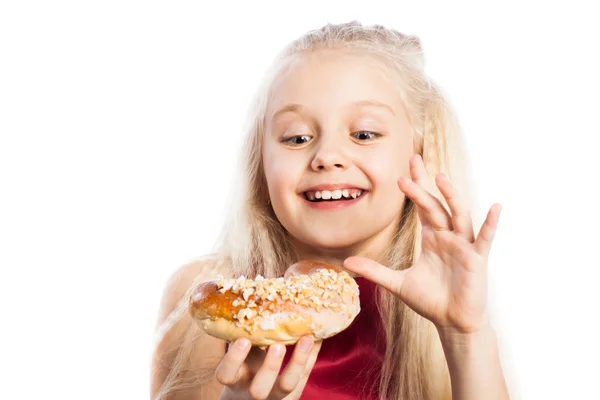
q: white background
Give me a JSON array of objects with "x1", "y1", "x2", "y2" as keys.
[{"x1": 1, "y1": 1, "x2": 598, "y2": 399}]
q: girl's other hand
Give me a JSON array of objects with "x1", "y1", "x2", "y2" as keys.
[
  {"x1": 216, "y1": 336, "x2": 321, "y2": 400},
  {"x1": 344, "y1": 154, "x2": 502, "y2": 335}
]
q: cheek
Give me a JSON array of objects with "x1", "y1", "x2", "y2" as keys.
[
  {"x1": 364, "y1": 146, "x2": 407, "y2": 183},
  {"x1": 263, "y1": 147, "x2": 304, "y2": 194}
]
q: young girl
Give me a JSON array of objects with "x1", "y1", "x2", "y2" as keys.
[{"x1": 151, "y1": 21, "x2": 510, "y2": 400}]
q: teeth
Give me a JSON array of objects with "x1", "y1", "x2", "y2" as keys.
[{"x1": 305, "y1": 189, "x2": 366, "y2": 201}]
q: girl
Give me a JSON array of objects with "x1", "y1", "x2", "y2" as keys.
[{"x1": 151, "y1": 21, "x2": 510, "y2": 400}]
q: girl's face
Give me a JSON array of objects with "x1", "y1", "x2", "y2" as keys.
[{"x1": 263, "y1": 50, "x2": 414, "y2": 261}]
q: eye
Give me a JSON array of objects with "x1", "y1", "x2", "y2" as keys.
[
  {"x1": 282, "y1": 135, "x2": 312, "y2": 146},
  {"x1": 352, "y1": 130, "x2": 381, "y2": 141}
]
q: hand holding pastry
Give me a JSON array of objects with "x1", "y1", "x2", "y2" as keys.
[{"x1": 215, "y1": 336, "x2": 321, "y2": 400}]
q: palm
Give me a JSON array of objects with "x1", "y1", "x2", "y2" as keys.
[
  {"x1": 344, "y1": 155, "x2": 501, "y2": 334},
  {"x1": 400, "y1": 225, "x2": 487, "y2": 332}
]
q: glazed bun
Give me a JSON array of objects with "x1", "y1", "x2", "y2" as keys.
[{"x1": 189, "y1": 260, "x2": 360, "y2": 346}]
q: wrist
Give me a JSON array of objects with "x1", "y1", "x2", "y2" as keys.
[
  {"x1": 437, "y1": 320, "x2": 498, "y2": 360},
  {"x1": 437, "y1": 321, "x2": 510, "y2": 399},
  {"x1": 218, "y1": 387, "x2": 237, "y2": 400}
]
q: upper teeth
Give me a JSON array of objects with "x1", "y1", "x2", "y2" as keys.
[{"x1": 306, "y1": 189, "x2": 363, "y2": 201}]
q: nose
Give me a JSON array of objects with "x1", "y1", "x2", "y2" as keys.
[{"x1": 310, "y1": 138, "x2": 350, "y2": 172}]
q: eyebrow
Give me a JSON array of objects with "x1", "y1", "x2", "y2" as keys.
[{"x1": 270, "y1": 99, "x2": 395, "y2": 122}]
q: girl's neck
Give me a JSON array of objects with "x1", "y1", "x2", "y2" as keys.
[{"x1": 289, "y1": 227, "x2": 396, "y2": 277}]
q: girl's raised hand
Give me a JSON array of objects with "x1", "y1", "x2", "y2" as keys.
[
  {"x1": 344, "y1": 154, "x2": 502, "y2": 334},
  {"x1": 216, "y1": 336, "x2": 321, "y2": 400}
]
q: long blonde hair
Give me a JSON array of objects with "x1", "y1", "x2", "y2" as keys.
[{"x1": 155, "y1": 20, "x2": 476, "y2": 400}]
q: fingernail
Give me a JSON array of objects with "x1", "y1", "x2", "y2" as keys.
[
  {"x1": 236, "y1": 339, "x2": 250, "y2": 350},
  {"x1": 299, "y1": 338, "x2": 314, "y2": 352},
  {"x1": 272, "y1": 344, "x2": 285, "y2": 357}
]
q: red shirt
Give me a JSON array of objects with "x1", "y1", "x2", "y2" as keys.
[{"x1": 281, "y1": 277, "x2": 386, "y2": 399}]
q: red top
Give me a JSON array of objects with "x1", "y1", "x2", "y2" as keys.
[{"x1": 280, "y1": 277, "x2": 386, "y2": 399}]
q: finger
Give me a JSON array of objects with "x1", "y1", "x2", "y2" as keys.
[
  {"x1": 286, "y1": 340, "x2": 323, "y2": 399},
  {"x1": 406, "y1": 155, "x2": 439, "y2": 223},
  {"x1": 435, "y1": 173, "x2": 475, "y2": 242},
  {"x1": 303, "y1": 339, "x2": 321, "y2": 374},
  {"x1": 475, "y1": 203, "x2": 502, "y2": 257},
  {"x1": 244, "y1": 345, "x2": 270, "y2": 373},
  {"x1": 215, "y1": 338, "x2": 252, "y2": 387},
  {"x1": 273, "y1": 336, "x2": 315, "y2": 396},
  {"x1": 410, "y1": 154, "x2": 433, "y2": 188},
  {"x1": 343, "y1": 256, "x2": 405, "y2": 296},
  {"x1": 248, "y1": 343, "x2": 286, "y2": 400},
  {"x1": 398, "y1": 176, "x2": 453, "y2": 231}
]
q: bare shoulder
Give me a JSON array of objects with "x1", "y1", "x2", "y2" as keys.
[
  {"x1": 151, "y1": 255, "x2": 231, "y2": 400},
  {"x1": 155, "y1": 254, "x2": 231, "y2": 327}
]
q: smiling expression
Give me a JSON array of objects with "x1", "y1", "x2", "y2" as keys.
[{"x1": 262, "y1": 50, "x2": 414, "y2": 258}]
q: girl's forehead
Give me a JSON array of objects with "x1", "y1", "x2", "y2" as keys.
[
  {"x1": 267, "y1": 51, "x2": 403, "y2": 121},
  {"x1": 276, "y1": 50, "x2": 395, "y2": 90}
]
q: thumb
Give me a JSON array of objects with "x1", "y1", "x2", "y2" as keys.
[{"x1": 343, "y1": 256, "x2": 405, "y2": 295}]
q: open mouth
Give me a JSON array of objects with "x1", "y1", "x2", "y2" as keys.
[{"x1": 302, "y1": 188, "x2": 368, "y2": 203}]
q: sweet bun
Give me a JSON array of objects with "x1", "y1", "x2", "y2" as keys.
[{"x1": 189, "y1": 260, "x2": 360, "y2": 346}]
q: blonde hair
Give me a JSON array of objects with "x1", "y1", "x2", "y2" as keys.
[{"x1": 154, "y1": 20, "x2": 476, "y2": 400}]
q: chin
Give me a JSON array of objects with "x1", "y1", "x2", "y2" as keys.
[{"x1": 293, "y1": 229, "x2": 365, "y2": 251}]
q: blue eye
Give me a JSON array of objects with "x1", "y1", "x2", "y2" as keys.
[
  {"x1": 352, "y1": 131, "x2": 381, "y2": 141},
  {"x1": 283, "y1": 135, "x2": 312, "y2": 145}
]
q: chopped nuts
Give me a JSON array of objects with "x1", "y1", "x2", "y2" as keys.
[
  {"x1": 242, "y1": 288, "x2": 255, "y2": 301},
  {"x1": 213, "y1": 268, "x2": 358, "y2": 330}
]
